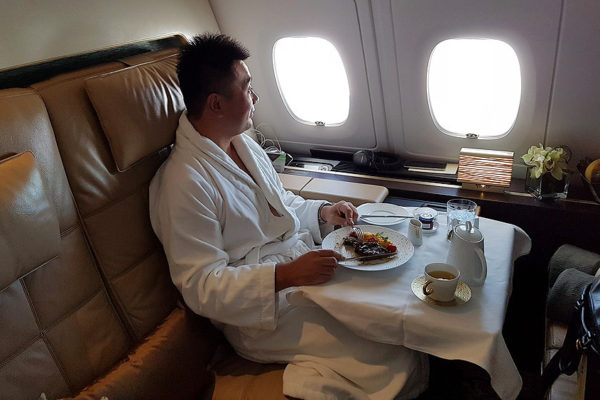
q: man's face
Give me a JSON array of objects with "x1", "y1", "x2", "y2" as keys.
[{"x1": 221, "y1": 60, "x2": 259, "y2": 135}]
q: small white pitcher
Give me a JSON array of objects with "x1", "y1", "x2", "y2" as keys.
[{"x1": 446, "y1": 221, "x2": 487, "y2": 287}]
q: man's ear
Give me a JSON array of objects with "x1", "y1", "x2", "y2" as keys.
[{"x1": 206, "y1": 93, "x2": 224, "y2": 116}]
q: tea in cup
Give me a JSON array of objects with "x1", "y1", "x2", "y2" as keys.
[{"x1": 422, "y1": 263, "x2": 460, "y2": 302}]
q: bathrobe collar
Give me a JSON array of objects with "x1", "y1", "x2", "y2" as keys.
[{"x1": 176, "y1": 113, "x2": 299, "y2": 237}]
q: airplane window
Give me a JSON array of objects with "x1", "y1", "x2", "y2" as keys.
[
  {"x1": 273, "y1": 37, "x2": 349, "y2": 126},
  {"x1": 427, "y1": 38, "x2": 521, "y2": 139}
]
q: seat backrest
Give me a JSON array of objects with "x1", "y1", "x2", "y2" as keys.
[
  {"x1": 30, "y1": 50, "x2": 222, "y2": 400},
  {"x1": 1, "y1": 49, "x2": 223, "y2": 400},
  {"x1": 31, "y1": 52, "x2": 182, "y2": 342},
  {"x1": 0, "y1": 89, "x2": 130, "y2": 399}
]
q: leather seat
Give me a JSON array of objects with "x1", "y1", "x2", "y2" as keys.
[{"x1": 0, "y1": 48, "x2": 285, "y2": 400}]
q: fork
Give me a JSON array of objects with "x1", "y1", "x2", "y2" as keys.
[{"x1": 351, "y1": 225, "x2": 364, "y2": 240}]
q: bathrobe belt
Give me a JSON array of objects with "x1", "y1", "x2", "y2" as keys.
[{"x1": 244, "y1": 236, "x2": 298, "y2": 265}]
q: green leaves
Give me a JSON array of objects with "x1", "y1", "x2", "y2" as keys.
[{"x1": 375, "y1": 232, "x2": 388, "y2": 241}]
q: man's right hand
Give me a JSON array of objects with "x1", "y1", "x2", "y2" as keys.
[{"x1": 275, "y1": 250, "x2": 343, "y2": 292}]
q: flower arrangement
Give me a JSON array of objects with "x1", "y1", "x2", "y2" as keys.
[{"x1": 522, "y1": 144, "x2": 570, "y2": 180}]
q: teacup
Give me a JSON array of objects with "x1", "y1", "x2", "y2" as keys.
[{"x1": 422, "y1": 263, "x2": 460, "y2": 302}]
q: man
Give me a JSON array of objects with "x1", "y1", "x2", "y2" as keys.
[{"x1": 149, "y1": 33, "x2": 427, "y2": 399}]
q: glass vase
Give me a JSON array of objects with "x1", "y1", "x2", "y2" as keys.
[{"x1": 525, "y1": 167, "x2": 569, "y2": 200}]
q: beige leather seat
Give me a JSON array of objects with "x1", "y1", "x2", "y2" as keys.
[{"x1": 0, "y1": 49, "x2": 285, "y2": 400}]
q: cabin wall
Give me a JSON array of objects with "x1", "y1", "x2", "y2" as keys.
[
  {"x1": 212, "y1": 0, "x2": 600, "y2": 169},
  {"x1": 210, "y1": 0, "x2": 384, "y2": 155},
  {"x1": 379, "y1": 0, "x2": 562, "y2": 166},
  {"x1": 2, "y1": 1, "x2": 599, "y2": 167},
  {"x1": 547, "y1": 0, "x2": 600, "y2": 162},
  {"x1": 0, "y1": 0, "x2": 219, "y2": 70}
]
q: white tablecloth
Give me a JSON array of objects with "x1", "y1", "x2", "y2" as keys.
[{"x1": 289, "y1": 209, "x2": 531, "y2": 400}]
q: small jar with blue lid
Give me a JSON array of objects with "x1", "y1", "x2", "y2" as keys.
[{"x1": 413, "y1": 207, "x2": 439, "y2": 232}]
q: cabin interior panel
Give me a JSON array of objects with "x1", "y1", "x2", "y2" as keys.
[
  {"x1": 0, "y1": 0, "x2": 599, "y2": 399},
  {"x1": 209, "y1": 0, "x2": 383, "y2": 154},
  {"x1": 0, "y1": 0, "x2": 219, "y2": 70},
  {"x1": 546, "y1": 0, "x2": 600, "y2": 162},
  {"x1": 383, "y1": 0, "x2": 563, "y2": 166}
]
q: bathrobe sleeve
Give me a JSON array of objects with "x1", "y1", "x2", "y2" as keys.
[
  {"x1": 154, "y1": 173, "x2": 278, "y2": 331},
  {"x1": 279, "y1": 189, "x2": 330, "y2": 245}
]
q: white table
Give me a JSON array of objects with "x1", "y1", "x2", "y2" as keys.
[{"x1": 289, "y1": 209, "x2": 531, "y2": 400}]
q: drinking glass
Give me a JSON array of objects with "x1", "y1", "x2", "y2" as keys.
[{"x1": 446, "y1": 198, "x2": 477, "y2": 235}]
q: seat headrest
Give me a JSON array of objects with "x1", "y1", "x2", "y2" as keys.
[
  {"x1": 0, "y1": 152, "x2": 60, "y2": 289},
  {"x1": 85, "y1": 54, "x2": 184, "y2": 172}
]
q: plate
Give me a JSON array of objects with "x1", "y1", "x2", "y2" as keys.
[
  {"x1": 357, "y1": 203, "x2": 410, "y2": 226},
  {"x1": 322, "y1": 225, "x2": 414, "y2": 271},
  {"x1": 411, "y1": 275, "x2": 471, "y2": 306}
]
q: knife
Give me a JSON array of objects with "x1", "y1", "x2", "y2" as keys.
[
  {"x1": 360, "y1": 214, "x2": 412, "y2": 219},
  {"x1": 343, "y1": 251, "x2": 398, "y2": 262}
]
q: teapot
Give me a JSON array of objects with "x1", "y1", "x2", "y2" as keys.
[{"x1": 446, "y1": 221, "x2": 487, "y2": 287}]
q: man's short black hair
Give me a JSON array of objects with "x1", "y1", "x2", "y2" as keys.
[{"x1": 178, "y1": 33, "x2": 250, "y2": 118}]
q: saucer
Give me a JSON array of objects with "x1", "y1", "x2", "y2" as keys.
[
  {"x1": 411, "y1": 275, "x2": 471, "y2": 307},
  {"x1": 421, "y1": 221, "x2": 439, "y2": 235}
]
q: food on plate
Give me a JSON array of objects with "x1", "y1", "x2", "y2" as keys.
[{"x1": 343, "y1": 231, "x2": 397, "y2": 256}]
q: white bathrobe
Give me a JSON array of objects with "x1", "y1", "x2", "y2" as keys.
[{"x1": 149, "y1": 113, "x2": 428, "y2": 400}]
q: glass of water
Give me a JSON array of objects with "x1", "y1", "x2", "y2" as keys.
[{"x1": 446, "y1": 198, "x2": 478, "y2": 235}]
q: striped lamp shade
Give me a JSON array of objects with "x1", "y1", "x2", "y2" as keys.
[{"x1": 458, "y1": 148, "x2": 514, "y2": 190}]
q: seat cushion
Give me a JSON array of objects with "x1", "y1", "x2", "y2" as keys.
[
  {"x1": 67, "y1": 307, "x2": 221, "y2": 400},
  {"x1": 34, "y1": 57, "x2": 178, "y2": 343},
  {"x1": 0, "y1": 89, "x2": 130, "y2": 398},
  {"x1": 0, "y1": 152, "x2": 59, "y2": 289},
  {"x1": 211, "y1": 349, "x2": 287, "y2": 400},
  {"x1": 0, "y1": 152, "x2": 68, "y2": 399},
  {"x1": 84, "y1": 54, "x2": 184, "y2": 171},
  {"x1": 214, "y1": 369, "x2": 286, "y2": 400}
]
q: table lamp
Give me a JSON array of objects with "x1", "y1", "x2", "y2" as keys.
[{"x1": 457, "y1": 148, "x2": 514, "y2": 192}]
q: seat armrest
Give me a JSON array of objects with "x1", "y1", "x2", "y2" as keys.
[
  {"x1": 278, "y1": 173, "x2": 312, "y2": 195},
  {"x1": 548, "y1": 244, "x2": 600, "y2": 288},
  {"x1": 299, "y1": 177, "x2": 388, "y2": 206}
]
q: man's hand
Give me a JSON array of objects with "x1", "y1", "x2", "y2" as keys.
[
  {"x1": 321, "y1": 201, "x2": 358, "y2": 227},
  {"x1": 275, "y1": 250, "x2": 343, "y2": 291}
]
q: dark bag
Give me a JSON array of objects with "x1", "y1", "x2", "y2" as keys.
[{"x1": 542, "y1": 274, "x2": 600, "y2": 394}]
